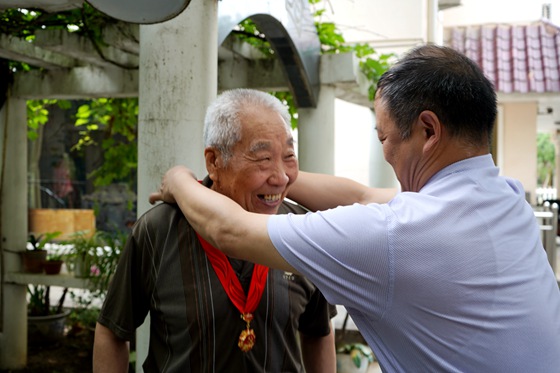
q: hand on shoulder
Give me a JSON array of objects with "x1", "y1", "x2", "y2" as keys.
[{"x1": 149, "y1": 166, "x2": 197, "y2": 205}]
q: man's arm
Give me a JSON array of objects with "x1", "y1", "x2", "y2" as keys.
[
  {"x1": 149, "y1": 166, "x2": 297, "y2": 272},
  {"x1": 300, "y1": 323, "x2": 336, "y2": 373},
  {"x1": 93, "y1": 322, "x2": 130, "y2": 373},
  {"x1": 288, "y1": 171, "x2": 398, "y2": 211}
]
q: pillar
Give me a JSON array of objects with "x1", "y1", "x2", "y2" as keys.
[
  {"x1": 136, "y1": 0, "x2": 218, "y2": 370},
  {"x1": 0, "y1": 95, "x2": 28, "y2": 369},
  {"x1": 298, "y1": 85, "x2": 335, "y2": 174},
  {"x1": 426, "y1": 0, "x2": 441, "y2": 44}
]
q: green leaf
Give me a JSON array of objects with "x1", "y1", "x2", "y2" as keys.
[
  {"x1": 75, "y1": 118, "x2": 89, "y2": 126},
  {"x1": 27, "y1": 131, "x2": 38, "y2": 141},
  {"x1": 350, "y1": 349, "x2": 362, "y2": 368}
]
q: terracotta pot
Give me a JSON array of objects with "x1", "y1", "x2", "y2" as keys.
[
  {"x1": 22, "y1": 251, "x2": 47, "y2": 273},
  {"x1": 43, "y1": 260, "x2": 64, "y2": 275}
]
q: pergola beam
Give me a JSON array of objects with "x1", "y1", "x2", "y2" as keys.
[
  {"x1": 13, "y1": 52, "x2": 369, "y2": 105},
  {"x1": 34, "y1": 29, "x2": 138, "y2": 69},
  {"x1": 13, "y1": 66, "x2": 138, "y2": 99},
  {"x1": 0, "y1": 34, "x2": 76, "y2": 69},
  {"x1": 0, "y1": 0, "x2": 83, "y2": 12},
  {"x1": 218, "y1": 57, "x2": 287, "y2": 92},
  {"x1": 101, "y1": 23, "x2": 140, "y2": 55}
]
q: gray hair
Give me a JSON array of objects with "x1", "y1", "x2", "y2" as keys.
[{"x1": 203, "y1": 89, "x2": 292, "y2": 164}]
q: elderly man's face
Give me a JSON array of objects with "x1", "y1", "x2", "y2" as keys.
[{"x1": 207, "y1": 106, "x2": 298, "y2": 215}]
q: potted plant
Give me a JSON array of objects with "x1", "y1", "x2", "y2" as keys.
[
  {"x1": 27, "y1": 284, "x2": 70, "y2": 342},
  {"x1": 66, "y1": 230, "x2": 123, "y2": 284},
  {"x1": 87, "y1": 230, "x2": 125, "y2": 292},
  {"x1": 65, "y1": 230, "x2": 99, "y2": 278},
  {"x1": 336, "y1": 312, "x2": 375, "y2": 373},
  {"x1": 22, "y1": 232, "x2": 61, "y2": 273},
  {"x1": 336, "y1": 343, "x2": 374, "y2": 373},
  {"x1": 64, "y1": 230, "x2": 125, "y2": 339}
]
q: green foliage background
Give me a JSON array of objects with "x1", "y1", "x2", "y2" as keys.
[{"x1": 537, "y1": 132, "x2": 556, "y2": 188}]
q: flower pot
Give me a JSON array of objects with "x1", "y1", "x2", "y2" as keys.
[
  {"x1": 22, "y1": 250, "x2": 47, "y2": 273},
  {"x1": 73, "y1": 254, "x2": 93, "y2": 278},
  {"x1": 43, "y1": 260, "x2": 64, "y2": 275},
  {"x1": 28, "y1": 309, "x2": 71, "y2": 343}
]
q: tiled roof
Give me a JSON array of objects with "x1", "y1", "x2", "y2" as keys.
[{"x1": 445, "y1": 20, "x2": 560, "y2": 93}]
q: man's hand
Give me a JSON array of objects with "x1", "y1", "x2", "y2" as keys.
[{"x1": 148, "y1": 165, "x2": 197, "y2": 205}]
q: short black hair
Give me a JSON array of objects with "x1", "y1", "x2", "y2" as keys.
[{"x1": 376, "y1": 44, "x2": 497, "y2": 147}]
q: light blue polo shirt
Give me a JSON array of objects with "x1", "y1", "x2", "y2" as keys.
[{"x1": 269, "y1": 154, "x2": 560, "y2": 372}]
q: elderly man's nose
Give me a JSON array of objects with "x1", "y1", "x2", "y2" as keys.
[{"x1": 269, "y1": 165, "x2": 290, "y2": 185}]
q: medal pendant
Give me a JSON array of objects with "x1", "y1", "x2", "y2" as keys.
[
  {"x1": 238, "y1": 327, "x2": 256, "y2": 352},
  {"x1": 238, "y1": 313, "x2": 256, "y2": 352}
]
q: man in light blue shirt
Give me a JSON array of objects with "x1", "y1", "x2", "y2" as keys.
[{"x1": 151, "y1": 44, "x2": 560, "y2": 372}]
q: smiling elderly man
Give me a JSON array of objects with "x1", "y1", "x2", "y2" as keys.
[{"x1": 93, "y1": 89, "x2": 336, "y2": 373}]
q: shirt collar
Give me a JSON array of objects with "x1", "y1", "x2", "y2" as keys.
[{"x1": 422, "y1": 154, "x2": 495, "y2": 190}]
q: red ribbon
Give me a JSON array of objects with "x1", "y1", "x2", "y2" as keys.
[{"x1": 196, "y1": 233, "x2": 269, "y2": 317}]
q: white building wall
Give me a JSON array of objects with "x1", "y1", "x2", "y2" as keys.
[
  {"x1": 324, "y1": 0, "x2": 435, "y2": 186},
  {"x1": 442, "y1": 0, "x2": 560, "y2": 26},
  {"x1": 323, "y1": 0, "x2": 432, "y2": 55}
]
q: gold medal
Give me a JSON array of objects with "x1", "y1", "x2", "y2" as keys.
[
  {"x1": 238, "y1": 313, "x2": 256, "y2": 352},
  {"x1": 238, "y1": 327, "x2": 256, "y2": 352}
]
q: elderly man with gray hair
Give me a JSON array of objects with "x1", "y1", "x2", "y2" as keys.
[{"x1": 93, "y1": 89, "x2": 337, "y2": 373}]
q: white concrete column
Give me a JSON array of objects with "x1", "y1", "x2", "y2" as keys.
[
  {"x1": 369, "y1": 109, "x2": 399, "y2": 189},
  {"x1": 297, "y1": 85, "x2": 335, "y2": 174},
  {"x1": 0, "y1": 96, "x2": 28, "y2": 369},
  {"x1": 426, "y1": 0, "x2": 441, "y2": 44},
  {"x1": 136, "y1": 0, "x2": 218, "y2": 370},
  {"x1": 138, "y1": 0, "x2": 218, "y2": 215}
]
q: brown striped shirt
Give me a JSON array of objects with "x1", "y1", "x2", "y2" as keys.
[{"x1": 98, "y1": 200, "x2": 335, "y2": 372}]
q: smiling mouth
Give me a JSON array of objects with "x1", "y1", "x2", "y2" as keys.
[{"x1": 258, "y1": 194, "x2": 282, "y2": 203}]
